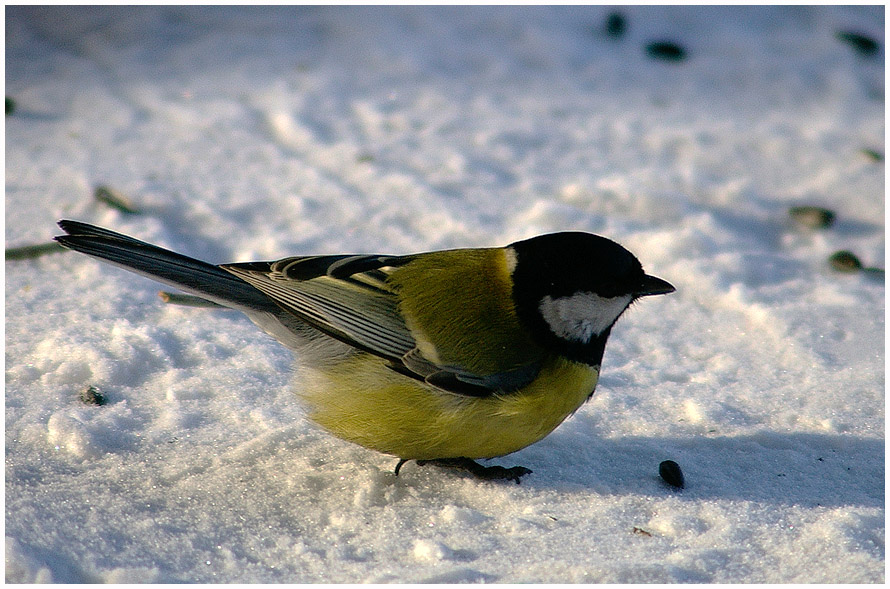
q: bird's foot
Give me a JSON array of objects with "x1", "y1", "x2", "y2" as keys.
[{"x1": 395, "y1": 457, "x2": 532, "y2": 483}]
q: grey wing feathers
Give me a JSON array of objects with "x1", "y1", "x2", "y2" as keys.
[
  {"x1": 223, "y1": 256, "x2": 417, "y2": 362},
  {"x1": 268, "y1": 254, "x2": 410, "y2": 281}
]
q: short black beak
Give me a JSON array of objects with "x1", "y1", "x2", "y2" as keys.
[{"x1": 636, "y1": 274, "x2": 675, "y2": 297}]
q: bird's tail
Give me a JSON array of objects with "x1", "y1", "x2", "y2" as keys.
[{"x1": 55, "y1": 220, "x2": 280, "y2": 313}]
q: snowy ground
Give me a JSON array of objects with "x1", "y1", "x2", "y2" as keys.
[{"x1": 5, "y1": 5, "x2": 884, "y2": 583}]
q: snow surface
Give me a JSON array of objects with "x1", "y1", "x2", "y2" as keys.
[{"x1": 5, "y1": 5, "x2": 885, "y2": 583}]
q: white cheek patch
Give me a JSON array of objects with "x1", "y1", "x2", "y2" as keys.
[{"x1": 538, "y1": 292, "x2": 632, "y2": 343}]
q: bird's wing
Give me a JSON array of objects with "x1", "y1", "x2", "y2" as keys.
[
  {"x1": 224, "y1": 255, "x2": 542, "y2": 397},
  {"x1": 223, "y1": 255, "x2": 417, "y2": 362}
]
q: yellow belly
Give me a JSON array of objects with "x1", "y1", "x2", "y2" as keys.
[{"x1": 296, "y1": 354, "x2": 599, "y2": 460}]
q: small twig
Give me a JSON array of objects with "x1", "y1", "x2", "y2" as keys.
[
  {"x1": 158, "y1": 291, "x2": 227, "y2": 309},
  {"x1": 94, "y1": 185, "x2": 141, "y2": 215},
  {"x1": 5, "y1": 241, "x2": 66, "y2": 261}
]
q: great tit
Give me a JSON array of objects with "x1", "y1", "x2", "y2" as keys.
[{"x1": 55, "y1": 220, "x2": 674, "y2": 483}]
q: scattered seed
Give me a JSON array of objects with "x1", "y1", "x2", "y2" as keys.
[
  {"x1": 94, "y1": 185, "x2": 141, "y2": 215},
  {"x1": 788, "y1": 206, "x2": 836, "y2": 230},
  {"x1": 835, "y1": 31, "x2": 880, "y2": 57},
  {"x1": 80, "y1": 385, "x2": 106, "y2": 406},
  {"x1": 828, "y1": 251, "x2": 863, "y2": 273},
  {"x1": 158, "y1": 291, "x2": 227, "y2": 308},
  {"x1": 5, "y1": 241, "x2": 66, "y2": 261},
  {"x1": 604, "y1": 12, "x2": 626, "y2": 38},
  {"x1": 659, "y1": 460, "x2": 685, "y2": 488},
  {"x1": 6, "y1": 97, "x2": 15, "y2": 116},
  {"x1": 646, "y1": 41, "x2": 686, "y2": 62},
  {"x1": 861, "y1": 148, "x2": 883, "y2": 162}
]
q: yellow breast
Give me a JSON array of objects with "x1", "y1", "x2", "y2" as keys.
[{"x1": 297, "y1": 353, "x2": 599, "y2": 460}]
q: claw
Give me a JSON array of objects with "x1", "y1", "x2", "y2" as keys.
[
  {"x1": 415, "y1": 457, "x2": 533, "y2": 483},
  {"x1": 393, "y1": 458, "x2": 410, "y2": 476}
]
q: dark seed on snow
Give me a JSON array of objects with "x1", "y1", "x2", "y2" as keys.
[
  {"x1": 80, "y1": 385, "x2": 107, "y2": 406},
  {"x1": 646, "y1": 41, "x2": 686, "y2": 62},
  {"x1": 659, "y1": 460, "x2": 685, "y2": 488},
  {"x1": 861, "y1": 148, "x2": 883, "y2": 162},
  {"x1": 605, "y1": 12, "x2": 626, "y2": 38},
  {"x1": 828, "y1": 251, "x2": 863, "y2": 273},
  {"x1": 789, "y1": 206, "x2": 836, "y2": 230},
  {"x1": 835, "y1": 31, "x2": 880, "y2": 57}
]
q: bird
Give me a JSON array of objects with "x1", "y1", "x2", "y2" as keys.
[{"x1": 55, "y1": 220, "x2": 674, "y2": 483}]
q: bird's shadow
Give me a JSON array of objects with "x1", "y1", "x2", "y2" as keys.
[{"x1": 507, "y1": 430, "x2": 883, "y2": 508}]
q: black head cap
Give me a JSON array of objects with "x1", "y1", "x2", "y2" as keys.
[
  {"x1": 510, "y1": 232, "x2": 672, "y2": 299},
  {"x1": 509, "y1": 231, "x2": 674, "y2": 364}
]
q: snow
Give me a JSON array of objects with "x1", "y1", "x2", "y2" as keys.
[{"x1": 5, "y1": 5, "x2": 884, "y2": 583}]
